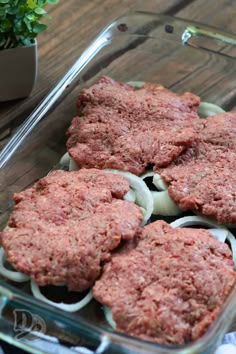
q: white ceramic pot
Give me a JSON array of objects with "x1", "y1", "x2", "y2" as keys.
[{"x1": 0, "y1": 41, "x2": 38, "y2": 102}]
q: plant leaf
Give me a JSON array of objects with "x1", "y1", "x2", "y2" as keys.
[
  {"x1": 33, "y1": 22, "x2": 47, "y2": 33},
  {"x1": 34, "y1": 7, "x2": 46, "y2": 15},
  {"x1": 26, "y1": 13, "x2": 36, "y2": 20},
  {"x1": 47, "y1": 0, "x2": 59, "y2": 4},
  {"x1": 21, "y1": 37, "x2": 35, "y2": 46},
  {"x1": 38, "y1": 0, "x2": 47, "y2": 6},
  {"x1": 24, "y1": 17, "x2": 33, "y2": 31},
  {"x1": 27, "y1": 0, "x2": 37, "y2": 9}
]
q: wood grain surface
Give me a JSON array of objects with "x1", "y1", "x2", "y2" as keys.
[{"x1": 1, "y1": 0, "x2": 236, "y2": 348}]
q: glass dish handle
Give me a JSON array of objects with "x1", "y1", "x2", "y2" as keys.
[{"x1": 182, "y1": 23, "x2": 236, "y2": 56}]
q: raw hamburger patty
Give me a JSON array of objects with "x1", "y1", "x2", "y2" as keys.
[
  {"x1": 67, "y1": 76, "x2": 200, "y2": 175},
  {"x1": 160, "y1": 112, "x2": 236, "y2": 224},
  {"x1": 0, "y1": 169, "x2": 143, "y2": 291},
  {"x1": 93, "y1": 220, "x2": 236, "y2": 345}
]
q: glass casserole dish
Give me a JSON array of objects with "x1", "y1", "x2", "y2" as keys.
[{"x1": 0, "y1": 11, "x2": 236, "y2": 354}]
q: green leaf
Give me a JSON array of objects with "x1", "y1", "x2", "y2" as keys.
[
  {"x1": 0, "y1": 0, "x2": 9, "y2": 4},
  {"x1": 38, "y1": 0, "x2": 47, "y2": 6},
  {"x1": 34, "y1": 7, "x2": 46, "y2": 14},
  {"x1": 21, "y1": 37, "x2": 35, "y2": 46},
  {"x1": 33, "y1": 22, "x2": 47, "y2": 33},
  {"x1": 47, "y1": 0, "x2": 59, "y2": 4},
  {"x1": 27, "y1": 0, "x2": 37, "y2": 9},
  {"x1": 24, "y1": 17, "x2": 32, "y2": 31},
  {"x1": 26, "y1": 13, "x2": 36, "y2": 20},
  {"x1": 6, "y1": 7, "x2": 18, "y2": 15}
]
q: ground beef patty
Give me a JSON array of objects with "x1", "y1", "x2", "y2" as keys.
[
  {"x1": 67, "y1": 76, "x2": 200, "y2": 175},
  {"x1": 0, "y1": 169, "x2": 143, "y2": 291},
  {"x1": 160, "y1": 112, "x2": 236, "y2": 224},
  {"x1": 93, "y1": 220, "x2": 236, "y2": 345}
]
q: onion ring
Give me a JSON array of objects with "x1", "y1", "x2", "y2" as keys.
[
  {"x1": 104, "y1": 169, "x2": 153, "y2": 225},
  {"x1": 198, "y1": 102, "x2": 225, "y2": 118},
  {"x1": 30, "y1": 280, "x2": 93, "y2": 313},
  {"x1": 103, "y1": 305, "x2": 115, "y2": 329},
  {"x1": 0, "y1": 248, "x2": 30, "y2": 282}
]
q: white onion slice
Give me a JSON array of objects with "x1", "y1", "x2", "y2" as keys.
[
  {"x1": 59, "y1": 152, "x2": 70, "y2": 168},
  {"x1": 140, "y1": 171, "x2": 177, "y2": 216},
  {"x1": 152, "y1": 173, "x2": 168, "y2": 191},
  {"x1": 123, "y1": 188, "x2": 136, "y2": 203},
  {"x1": 30, "y1": 280, "x2": 93, "y2": 312},
  {"x1": 170, "y1": 215, "x2": 226, "y2": 229},
  {"x1": 0, "y1": 248, "x2": 30, "y2": 282},
  {"x1": 139, "y1": 170, "x2": 155, "y2": 180},
  {"x1": 140, "y1": 170, "x2": 168, "y2": 191},
  {"x1": 140, "y1": 207, "x2": 146, "y2": 217},
  {"x1": 127, "y1": 81, "x2": 145, "y2": 89},
  {"x1": 69, "y1": 157, "x2": 79, "y2": 171},
  {"x1": 198, "y1": 102, "x2": 225, "y2": 118},
  {"x1": 104, "y1": 169, "x2": 153, "y2": 225},
  {"x1": 103, "y1": 306, "x2": 115, "y2": 329},
  {"x1": 151, "y1": 191, "x2": 181, "y2": 216},
  {"x1": 207, "y1": 228, "x2": 229, "y2": 243}
]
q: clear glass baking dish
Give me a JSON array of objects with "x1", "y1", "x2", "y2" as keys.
[{"x1": 0, "y1": 11, "x2": 236, "y2": 354}]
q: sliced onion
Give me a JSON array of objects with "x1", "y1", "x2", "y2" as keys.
[
  {"x1": 140, "y1": 171, "x2": 177, "y2": 216},
  {"x1": 127, "y1": 81, "x2": 145, "y2": 89},
  {"x1": 151, "y1": 191, "x2": 181, "y2": 216},
  {"x1": 139, "y1": 170, "x2": 155, "y2": 180},
  {"x1": 140, "y1": 170, "x2": 167, "y2": 191},
  {"x1": 198, "y1": 102, "x2": 225, "y2": 118},
  {"x1": 59, "y1": 152, "x2": 70, "y2": 168},
  {"x1": 207, "y1": 228, "x2": 229, "y2": 243},
  {"x1": 103, "y1": 305, "x2": 115, "y2": 329},
  {"x1": 123, "y1": 188, "x2": 136, "y2": 203},
  {"x1": 140, "y1": 207, "x2": 146, "y2": 217},
  {"x1": 30, "y1": 280, "x2": 93, "y2": 312},
  {"x1": 104, "y1": 169, "x2": 153, "y2": 225},
  {"x1": 170, "y1": 215, "x2": 226, "y2": 229},
  {"x1": 0, "y1": 248, "x2": 30, "y2": 282},
  {"x1": 152, "y1": 173, "x2": 168, "y2": 191},
  {"x1": 69, "y1": 157, "x2": 79, "y2": 171}
]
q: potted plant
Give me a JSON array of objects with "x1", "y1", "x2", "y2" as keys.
[{"x1": 0, "y1": 0, "x2": 59, "y2": 102}]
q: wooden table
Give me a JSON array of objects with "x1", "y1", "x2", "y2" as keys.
[{"x1": 1, "y1": 0, "x2": 236, "y2": 347}]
